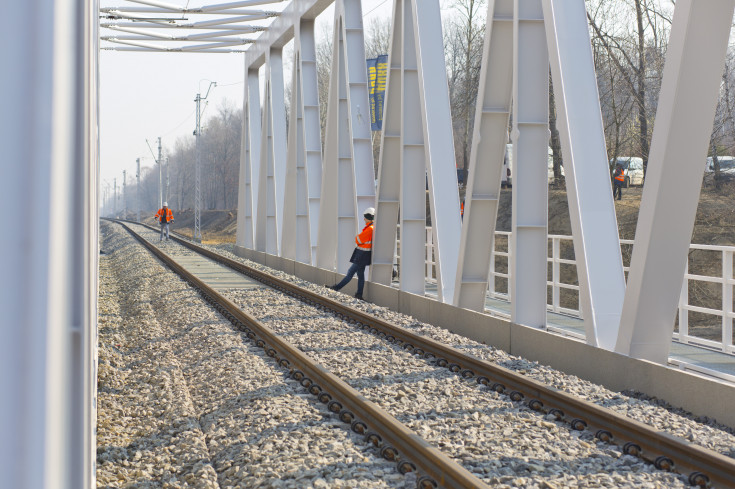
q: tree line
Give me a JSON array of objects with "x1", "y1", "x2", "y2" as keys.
[{"x1": 121, "y1": 0, "x2": 734, "y2": 215}]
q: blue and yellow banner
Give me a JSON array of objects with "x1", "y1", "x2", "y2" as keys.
[{"x1": 366, "y1": 55, "x2": 388, "y2": 131}]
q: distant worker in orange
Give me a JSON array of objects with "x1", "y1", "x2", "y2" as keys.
[
  {"x1": 612, "y1": 163, "x2": 625, "y2": 201},
  {"x1": 327, "y1": 207, "x2": 375, "y2": 300},
  {"x1": 155, "y1": 202, "x2": 174, "y2": 241}
]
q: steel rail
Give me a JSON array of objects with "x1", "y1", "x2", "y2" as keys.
[
  {"x1": 116, "y1": 221, "x2": 490, "y2": 489},
  {"x1": 132, "y1": 223, "x2": 735, "y2": 489}
]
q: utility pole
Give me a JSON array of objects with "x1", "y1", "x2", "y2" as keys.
[
  {"x1": 165, "y1": 156, "x2": 170, "y2": 207},
  {"x1": 113, "y1": 177, "x2": 117, "y2": 217},
  {"x1": 122, "y1": 170, "x2": 127, "y2": 219},
  {"x1": 157, "y1": 137, "x2": 163, "y2": 209},
  {"x1": 194, "y1": 81, "x2": 216, "y2": 242},
  {"x1": 136, "y1": 158, "x2": 141, "y2": 223}
]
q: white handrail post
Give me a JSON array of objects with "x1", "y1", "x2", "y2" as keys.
[
  {"x1": 552, "y1": 237, "x2": 560, "y2": 313},
  {"x1": 723, "y1": 250, "x2": 733, "y2": 351}
]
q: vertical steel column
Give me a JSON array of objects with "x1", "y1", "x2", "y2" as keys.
[
  {"x1": 1, "y1": 0, "x2": 97, "y2": 487},
  {"x1": 617, "y1": 0, "x2": 735, "y2": 363},
  {"x1": 454, "y1": 0, "x2": 514, "y2": 310},
  {"x1": 317, "y1": 0, "x2": 375, "y2": 273},
  {"x1": 511, "y1": 0, "x2": 548, "y2": 327},
  {"x1": 372, "y1": 0, "x2": 404, "y2": 286},
  {"x1": 301, "y1": 20, "x2": 323, "y2": 266},
  {"x1": 282, "y1": 19, "x2": 322, "y2": 264},
  {"x1": 236, "y1": 68, "x2": 262, "y2": 249},
  {"x1": 542, "y1": 0, "x2": 625, "y2": 349},
  {"x1": 398, "y1": 0, "x2": 426, "y2": 294},
  {"x1": 256, "y1": 48, "x2": 287, "y2": 255}
]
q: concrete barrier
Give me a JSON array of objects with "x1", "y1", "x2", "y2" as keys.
[{"x1": 234, "y1": 245, "x2": 735, "y2": 428}]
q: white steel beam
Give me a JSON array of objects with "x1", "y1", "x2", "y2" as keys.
[
  {"x1": 282, "y1": 19, "x2": 322, "y2": 264},
  {"x1": 123, "y1": 0, "x2": 285, "y2": 10},
  {"x1": 412, "y1": 0, "x2": 462, "y2": 302},
  {"x1": 2, "y1": 1, "x2": 98, "y2": 488},
  {"x1": 454, "y1": 0, "x2": 513, "y2": 310},
  {"x1": 101, "y1": 22, "x2": 267, "y2": 30},
  {"x1": 101, "y1": 46, "x2": 247, "y2": 52},
  {"x1": 511, "y1": 0, "x2": 548, "y2": 328},
  {"x1": 542, "y1": 0, "x2": 626, "y2": 349},
  {"x1": 236, "y1": 68, "x2": 262, "y2": 249},
  {"x1": 617, "y1": 0, "x2": 735, "y2": 363},
  {"x1": 105, "y1": 39, "x2": 252, "y2": 51},
  {"x1": 102, "y1": 7, "x2": 277, "y2": 15},
  {"x1": 316, "y1": 0, "x2": 375, "y2": 273},
  {"x1": 244, "y1": 0, "x2": 333, "y2": 69},
  {"x1": 372, "y1": 0, "x2": 404, "y2": 286},
  {"x1": 256, "y1": 48, "x2": 287, "y2": 254}
]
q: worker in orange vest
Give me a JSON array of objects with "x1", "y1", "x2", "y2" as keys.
[
  {"x1": 155, "y1": 202, "x2": 174, "y2": 241},
  {"x1": 612, "y1": 163, "x2": 625, "y2": 201},
  {"x1": 327, "y1": 207, "x2": 375, "y2": 300}
]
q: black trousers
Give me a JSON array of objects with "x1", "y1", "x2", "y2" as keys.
[{"x1": 613, "y1": 182, "x2": 623, "y2": 200}]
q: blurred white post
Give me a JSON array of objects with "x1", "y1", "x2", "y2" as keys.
[{"x1": 0, "y1": 1, "x2": 98, "y2": 488}]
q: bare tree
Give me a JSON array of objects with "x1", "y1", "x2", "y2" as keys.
[{"x1": 444, "y1": 0, "x2": 486, "y2": 179}]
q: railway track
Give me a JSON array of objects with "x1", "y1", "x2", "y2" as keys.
[{"x1": 115, "y1": 219, "x2": 735, "y2": 488}]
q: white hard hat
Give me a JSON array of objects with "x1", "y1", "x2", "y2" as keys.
[
  {"x1": 163, "y1": 202, "x2": 168, "y2": 207},
  {"x1": 363, "y1": 207, "x2": 375, "y2": 219}
]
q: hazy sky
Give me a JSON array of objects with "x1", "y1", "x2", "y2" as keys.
[{"x1": 99, "y1": 0, "x2": 394, "y2": 194}]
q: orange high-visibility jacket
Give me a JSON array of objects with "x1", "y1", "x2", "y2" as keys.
[
  {"x1": 155, "y1": 207, "x2": 174, "y2": 223},
  {"x1": 614, "y1": 168, "x2": 625, "y2": 182},
  {"x1": 355, "y1": 223, "x2": 374, "y2": 250}
]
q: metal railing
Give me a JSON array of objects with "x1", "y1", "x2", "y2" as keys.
[{"x1": 413, "y1": 228, "x2": 735, "y2": 354}]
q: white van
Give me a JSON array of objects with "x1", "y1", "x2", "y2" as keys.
[
  {"x1": 610, "y1": 157, "x2": 644, "y2": 187},
  {"x1": 504, "y1": 144, "x2": 563, "y2": 185},
  {"x1": 706, "y1": 156, "x2": 735, "y2": 175}
]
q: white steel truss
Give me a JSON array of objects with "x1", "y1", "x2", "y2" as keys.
[
  {"x1": 281, "y1": 19, "x2": 323, "y2": 264},
  {"x1": 617, "y1": 0, "x2": 735, "y2": 363},
  {"x1": 316, "y1": 0, "x2": 375, "y2": 273},
  {"x1": 456, "y1": 0, "x2": 625, "y2": 348},
  {"x1": 372, "y1": 0, "x2": 461, "y2": 302}
]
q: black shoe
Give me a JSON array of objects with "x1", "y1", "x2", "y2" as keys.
[
  {"x1": 354, "y1": 293, "x2": 363, "y2": 300},
  {"x1": 325, "y1": 284, "x2": 337, "y2": 290}
]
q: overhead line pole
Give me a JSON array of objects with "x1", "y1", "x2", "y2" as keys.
[
  {"x1": 136, "y1": 158, "x2": 141, "y2": 222},
  {"x1": 194, "y1": 81, "x2": 217, "y2": 242},
  {"x1": 158, "y1": 136, "x2": 163, "y2": 209},
  {"x1": 123, "y1": 170, "x2": 127, "y2": 218}
]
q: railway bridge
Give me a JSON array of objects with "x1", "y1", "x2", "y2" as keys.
[{"x1": 3, "y1": 0, "x2": 735, "y2": 487}]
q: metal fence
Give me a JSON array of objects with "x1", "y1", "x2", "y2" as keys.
[{"x1": 414, "y1": 228, "x2": 735, "y2": 354}]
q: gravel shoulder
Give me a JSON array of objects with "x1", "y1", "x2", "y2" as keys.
[{"x1": 97, "y1": 222, "x2": 403, "y2": 488}]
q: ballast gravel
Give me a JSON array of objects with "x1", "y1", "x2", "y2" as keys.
[
  {"x1": 98, "y1": 222, "x2": 402, "y2": 488},
  {"x1": 98, "y1": 221, "x2": 735, "y2": 489}
]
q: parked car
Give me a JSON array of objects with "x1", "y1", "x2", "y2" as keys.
[
  {"x1": 706, "y1": 156, "x2": 735, "y2": 175},
  {"x1": 610, "y1": 157, "x2": 644, "y2": 187},
  {"x1": 505, "y1": 144, "x2": 563, "y2": 185}
]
